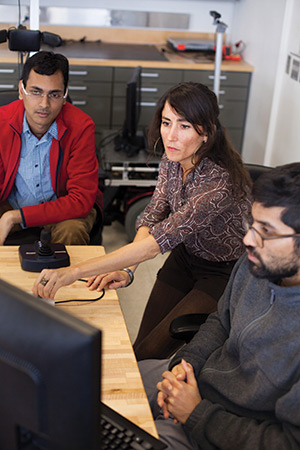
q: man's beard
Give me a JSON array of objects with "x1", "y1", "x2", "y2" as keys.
[{"x1": 246, "y1": 246, "x2": 299, "y2": 281}]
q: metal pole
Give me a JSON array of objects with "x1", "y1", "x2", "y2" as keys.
[
  {"x1": 214, "y1": 30, "x2": 224, "y2": 100},
  {"x1": 30, "y1": 0, "x2": 39, "y2": 30},
  {"x1": 210, "y1": 11, "x2": 228, "y2": 101}
]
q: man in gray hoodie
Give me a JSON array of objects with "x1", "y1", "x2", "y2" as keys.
[{"x1": 139, "y1": 162, "x2": 300, "y2": 449}]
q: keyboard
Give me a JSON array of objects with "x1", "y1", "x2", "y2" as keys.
[{"x1": 101, "y1": 402, "x2": 167, "y2": 450}]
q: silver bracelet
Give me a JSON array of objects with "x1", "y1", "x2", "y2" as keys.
[{"x1": 121, "y1": 268, "x2": 134, "y2": 287}]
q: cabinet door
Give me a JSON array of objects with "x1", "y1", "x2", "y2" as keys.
[
  {"x1": 0, "y1": 64, "x2": 19, "y2": 90},
  {"x1": 183, "y1": 69, "x2": 251, "y2": 153},
  {"x1": 112, "y1": 67, "x2": 183, "y2": 129},
  {"x1": 68, "y1": 65, "x2": 113, "y2": 129}
]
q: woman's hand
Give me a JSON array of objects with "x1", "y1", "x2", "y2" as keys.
[
  {"x1": 86, "y1": 270, "x2": 132, "y2": 291},
  {"x1": 32, "y1": 266, "x2": 78, "y2": 299},
  {"x1": 157, "y1": 359, "x2": 201, "y2": 424}
]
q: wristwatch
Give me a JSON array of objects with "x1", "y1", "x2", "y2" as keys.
[{"x1": 121, "y1": 268, "x2": 134, "y2": 287}]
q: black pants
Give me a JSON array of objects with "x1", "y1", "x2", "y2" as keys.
[{"x1": 133, "y1": 244, "x2": 237, "y2": 360}]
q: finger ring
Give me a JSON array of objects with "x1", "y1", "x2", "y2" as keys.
[{"x1": 40, "y1": 277, "x2": 49, "y2": 287}]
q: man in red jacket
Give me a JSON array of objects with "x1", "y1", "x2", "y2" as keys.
[{"x1": 0, "y1": 51, "x2": 103, "y2": 245}]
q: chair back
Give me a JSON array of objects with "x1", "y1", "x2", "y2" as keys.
[{"x1": 245, "y1": 163, "x2": 272, "y2": 183}]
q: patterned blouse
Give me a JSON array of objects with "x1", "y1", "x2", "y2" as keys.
[{"x1": 136, "y1": 155, "x2": 252, "y2": 262}]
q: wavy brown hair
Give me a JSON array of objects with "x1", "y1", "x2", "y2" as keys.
[{"x1": 148, "y1": 82, "x2": 252, "y2": 199}]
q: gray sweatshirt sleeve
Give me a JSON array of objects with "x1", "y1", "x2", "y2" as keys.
[{"x1": 183, "y1": 393, "x2": 300, "y2": 450}]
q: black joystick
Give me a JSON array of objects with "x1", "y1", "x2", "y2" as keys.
[
  {"x1": 19, "y1": 229, "x2": 70, "y2": 272},
  {"x1": 35, "y1": 229, "x2": 54, "y2": 257}
]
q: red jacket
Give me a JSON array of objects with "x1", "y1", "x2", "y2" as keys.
[{"x1": 0, "y1": 100, "x2": 103, "y2": 227}]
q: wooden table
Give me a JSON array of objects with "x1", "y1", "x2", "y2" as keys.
[{"x1": 0, "y1": 245, "x2": 158, "y2": 438}]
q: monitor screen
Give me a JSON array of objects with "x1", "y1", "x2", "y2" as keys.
[
  {"x1": 114, "y1": 66, "x2": 145, "y2": 156},
  {"x1": 0, "y1": 279, "x2": 101, "y2": 450}
]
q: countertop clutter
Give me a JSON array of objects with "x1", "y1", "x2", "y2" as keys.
[{"x1": 0, "y1": 25, "x2": 253, "y2": 72}]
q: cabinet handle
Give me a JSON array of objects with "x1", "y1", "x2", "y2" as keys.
[
  {"x1": 219, "y1": 104, "x2": 224, "y2": 109},
  {"x1": 141, "y1": 87, "x2": 158, "y2": 93},
  {"x1": 0, "y1": 84, "x2": 15, "y2": 89},
  {"x1": 0, "y1": 69, "x2": 15, "y2": 74},
  {"x1": 72, "y1": 101, "x2": 87, "y2": 106},
  {"x1": 141, "y1": 73, "x2": 159, "y2": 78},
  {"x1": 208, "y1": 75, "x2": 227, "y2": 80},
  {"x1": 69, "y1": 71, "x2": 88, "y2": 76},
  {"x1": 219, "y1": 90, "x2": 226, "y2": 95},
  {"x1": 68, "y1": 86, "x2": 87, "y2": 91},
  {"x1": 140, "y1": 102, "x2": 157, "y2": 107}
]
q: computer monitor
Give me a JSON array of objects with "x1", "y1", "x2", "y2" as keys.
[
  {"x1": 0, "y1": 278, "x2": 101, "y2": 450},
  {"x1": 114, "y1": 66, "x2": 145, "y2": 156}
]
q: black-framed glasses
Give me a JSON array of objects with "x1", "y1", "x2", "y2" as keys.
[
  {"x1": 244, "y1": 216, "x2": 300, "y2": 248},
  {"x1": 22, "y1": 82, "x2": 68, "y2": 101}
]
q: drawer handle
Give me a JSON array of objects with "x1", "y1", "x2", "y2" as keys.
[
  {"x1": 140, "y1": 102, "x2": 157, "y2": 107},
  {"x1": 141, "y1": 87, "x2": 158, "y2": 93},
  {"x1": 219, "y1": 90, "x2": 226, "y2": 95},
  {"x1": 68, "y1": 86, "x2": 87, "y2": 91},
  {"x1": 0, "y1": 69, "x2": 15, "y2": 74},
  {"x1": 69, "y1": 71, "x2": 88, "y2": 76},
  {"x1": 208, "y1": 75, "x2": 227, "y2": 80},
  {"x1": 141, "y1": 73, "x2": 159, "y2": 78},
  {"x1": 72, "y1": 101, "x2": 87, "y2": 106},
  {"x1": 0, "y1": 84, "x2": 15, "y2": 89},
  {"x1": 219, "y1": 104, "x2": 224, "y2": 109}
]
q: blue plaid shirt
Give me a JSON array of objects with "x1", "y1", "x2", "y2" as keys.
[{"x1": 8, "y1": 114, "x2": 57, "y2": 212}]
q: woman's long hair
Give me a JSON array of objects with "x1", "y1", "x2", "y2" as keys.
[{"x1": 148, "y1": 82, "x2": 252, "y2": 199}]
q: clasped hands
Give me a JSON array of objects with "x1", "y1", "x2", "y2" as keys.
[{"x1": 156, "y1": 359, "x2": 201, "y2": 425}]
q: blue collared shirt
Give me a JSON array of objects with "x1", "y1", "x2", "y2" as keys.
[{"x1": 8, "y1": 114, "x2": 57, "y2": 211}]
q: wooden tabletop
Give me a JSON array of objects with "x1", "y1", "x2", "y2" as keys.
[{"x1": 0, "y1": 245, "x2": 158, "y2": 438}]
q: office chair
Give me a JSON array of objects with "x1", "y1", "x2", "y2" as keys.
[{"x1": 169, "y1": 163, "x2": 272, "y2": 343}]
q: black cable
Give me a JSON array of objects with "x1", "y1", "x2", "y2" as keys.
[{"x1": 55, "y1": 279, "x2": 105, "y2": 304}]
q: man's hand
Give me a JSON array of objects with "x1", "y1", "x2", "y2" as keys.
[
  {"x1": 0, "y1": 210, "x2": 21, "y2": 245},
  {"x1": 157, "y1": 359, "x2": 202, "y2": 424}
]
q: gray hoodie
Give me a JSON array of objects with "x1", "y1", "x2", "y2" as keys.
[{"x1": 170, "y1": 252, "x2": 300, "y2": 449}]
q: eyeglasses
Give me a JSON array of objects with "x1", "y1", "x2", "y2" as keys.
[
  {"x1": 22, "y1": 82, "x2": 68, "y2": 101},
  {"x1": 244, "y1": 215, "x2": 300, "y2": 248}
]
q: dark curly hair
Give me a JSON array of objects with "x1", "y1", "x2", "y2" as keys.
[{"x1": 253, "y1": 163, "x2": 300, "y2": 233}]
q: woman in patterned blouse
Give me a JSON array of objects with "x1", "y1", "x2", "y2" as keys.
[{"x1": 33, "y1": 82, "x2": 252, "y2": 359}]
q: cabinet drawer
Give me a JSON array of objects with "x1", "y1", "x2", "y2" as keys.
[
  {"x1": 219, "y1": 101, "x2": 247, "y2": 128},
  {"x1": 0, "y1": 64, "x2": 19, "y2": 90},
  {"x1": 114, "y1": 67, "x2": 182, "y2": 85},
  {"x1": 226, "y1": 129, "x2": 243, "y2": 153},
  {"x1": 68, "y1": 81, "x2": 112, "y2": 97},
  {"x1": 141, "y1": 68, "x2": 182, "y2": 85},
  {"x1": 112, "y1": 97, "x2": 156, "y2": 128},
  {"x1": 69, "y1": 66, "x2": 113, "y2": 82},
  {"x1": 113, "y1": 81, "x2": 176, "y2": 100},
  {"x1": 73, "y1": 96, "x2": 111, "y2": 126},
  {"x1": 183, "y1": 70, "x2": 251, "y2": 87}
]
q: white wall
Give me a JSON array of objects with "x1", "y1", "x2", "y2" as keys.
[
  {"x1": 0, "y1": 1, "x2": 235, "y2": 38},
  {"x1": 264, "y1": 0, "x2": 300, "y2": 166},
  {"x1": 231, "y1": 0, "x2": 287, "y2": 164}
]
